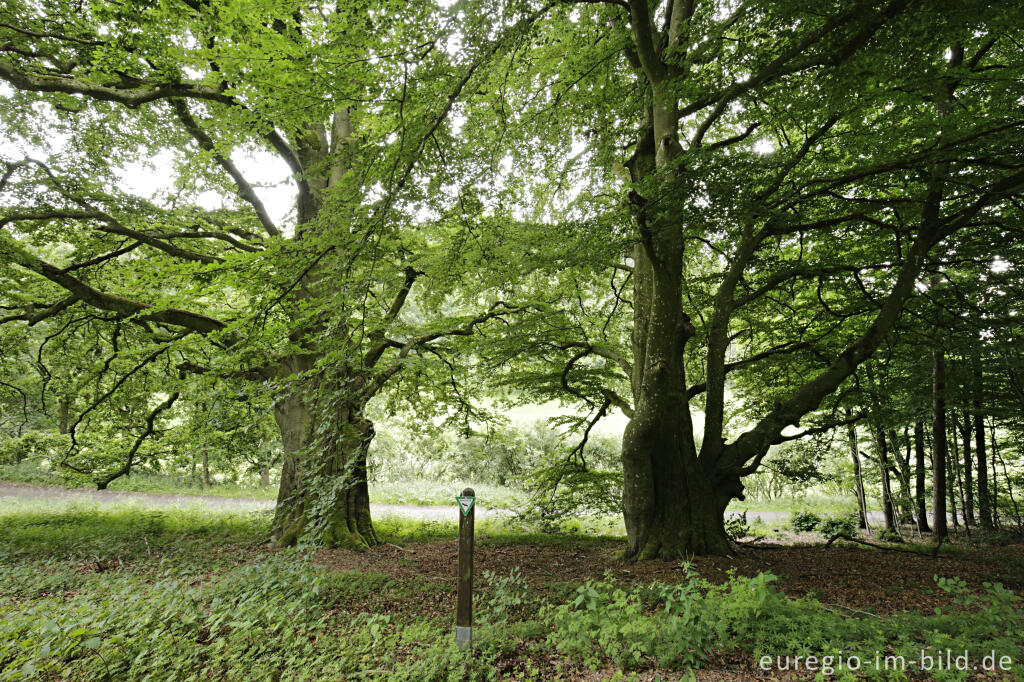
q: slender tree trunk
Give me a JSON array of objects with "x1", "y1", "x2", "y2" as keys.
[
  {"x1": 890, "y1": 427, "x2": 914, "y2": 524},
  {"x1": 995, "y1": 444, "x2": 1021, "y2": 529},
  {"x1": 989, "y1": 417, "x2": 999, "y2": 527},
  {"x1": 914, "y1": 421, "x2": 931, "y2": 532},
  {"x1": 950, "y1": 423, "x2": 966, "y2": 530},
  {"x1": 959, "y1": 413, "x2": 973, "y2": 525},
  {"x1": 202, "y1": 449, "x2": 211, "y2": 489},
  {"x1": 260, "y1": 466, "x2": 270, "y2": 488},
  {"x1": 874, "y1": 427, "x2": 896, "y2": 530},
  {"x1": 271, "y1": 391, "x2": 378, "y2": 549},
  {"x1": 947, "y1": 426, "x2": 959, "y2": 531},
  {"x1": 974, "y1": 412, "x2": 991, "y2": 528},
  {"x1": 932, "y1": 349, "x2": 948, "y2": 539},
  {"x1": 973, "y1": 367, "x2": 992, "y2": 528},
  {"x1": 847, "y1": 421, "x2": 869, "y2": 529}
]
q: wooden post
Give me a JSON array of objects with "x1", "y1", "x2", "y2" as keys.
[{"x1": 455, "y1": 487, "x2": 475, "y2": 651}]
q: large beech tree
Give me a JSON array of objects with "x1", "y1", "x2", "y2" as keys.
[
  {"x1": 460, "y1": 0, "x2": 1024, "y2": 556},
  {"x1": 0, "y1": 0, "x2": 537, "y2": 547}
]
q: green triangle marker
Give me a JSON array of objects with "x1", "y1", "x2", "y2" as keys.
[{"x1": 456, "y1": 496, "x2": 475, "y2": 516}]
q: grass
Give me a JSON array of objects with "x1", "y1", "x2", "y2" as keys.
[
  {"x1": 3, "y1": 461, "x2": 882, "y2": 519},
  {"x1": 0, "y1": 498, "x2": 1020, "y2": 680},
  {"x1": 728, "y1": 493, "x2": 876, "y2": 515},
  {"x1": 1, "y1": 462, "x2": 524, "y2": 507}
]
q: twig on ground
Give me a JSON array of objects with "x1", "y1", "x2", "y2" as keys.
[{"x1": 826, "y1": 533, "x2": 945, "y2": 557}]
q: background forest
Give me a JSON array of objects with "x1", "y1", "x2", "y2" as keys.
[{"x1": 1, "y1": 0, "x2": 1023, "y2": 678}]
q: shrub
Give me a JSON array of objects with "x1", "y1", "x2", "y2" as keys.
[
  {"x1": 877, "y1": 528, "x2": 903, "y2": 543},
  {"x1": 818, "y1": 513, "x2": 859, "y2": 539},
  {"x1": 724, "y1": 512, "x2": 750, "y2": 541},
  {"x1": 790, "y1": 510, "x2": 821, "y2": 532}
]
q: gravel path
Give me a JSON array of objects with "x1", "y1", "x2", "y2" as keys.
[{"x1": 0, "y1": 482, "x2": 493, "y2": 521}]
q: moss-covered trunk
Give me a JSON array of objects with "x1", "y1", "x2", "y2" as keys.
[
  {"x1": 621, "y1": 410, "x2": 734, "y2": 558},
  {"x1": 271, "y1": 391, "x2": 377, "y2": 549}
]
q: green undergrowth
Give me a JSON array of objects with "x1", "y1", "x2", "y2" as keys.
[{"x1": 1, "y1": 502, "x2": 1020, "y2": 680}]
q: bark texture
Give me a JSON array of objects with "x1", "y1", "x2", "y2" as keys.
[{"x1": 272, "y1": 392, "x2": 377, "y2": 549}]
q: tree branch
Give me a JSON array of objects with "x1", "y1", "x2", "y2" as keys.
[
  {"x1": 171, "y1": 99, "x2": 282, "y2": 237},
  {"x1": 0, "y1": 229, "x2": 226, "y2": 333},
  {"x1": 0, "y1": 59, "x2": 235, "y2": 107}
]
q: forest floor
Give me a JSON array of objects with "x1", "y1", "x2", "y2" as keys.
[
  {"x1": 1, "y1": 489, "x2": 1021, "y2": 680},
  {"x1": 315, "y1": 537, "x2": 1024, "y2": 617}
]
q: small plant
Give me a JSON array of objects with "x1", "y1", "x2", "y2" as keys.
[
  {"x1": 724, "y1": 512, "x2": 750, "y2": 541},
  {"x1": 877, "y1": 528, "x2": 903, "y2": 543},
  {"x1": 477, "y1": 567, "x2": 529, "y2": 625},
  {"x1": 790, "y1": 510, "x2": 822, "y2": 532},
  {"x1": 818, "y1": 513, "x2": 859, "y2": 539}
]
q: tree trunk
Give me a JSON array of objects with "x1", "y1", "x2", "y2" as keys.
[
  {"x1": 994, "y1": 439, "x2": 1022, "y2": 528},
  {"x1": 958, "y1": 413, "x2": 973, "y2": 524},
  {"x1": 874, "y1": 427, "x2": 897, "y2": 531},
  {"x1": 271, "y1": 392, "x2": 378, "y2": 549},
  {"x1": 973, "y1": 372, "x2": 992, "y2": 528},
  {"x1": 950, "y1": 422, "x2": 966, "y2": 529},
  {"x1": 202, "y1": 449, "x2": 211, "y2": 489},
  {"x1": 57, "y1": 397, "x2": 70, "y2": 435},
  {"x1": 947, "y1": 432, "x2": 959, "y2": 531},
  {"x1": 932, "y1": 349, "x2": 948, "y2": 539},
  {"x1": 260, "y1": 466, "x2": 270, "y2": 488},
  {"x1": 914, "y1": 421, "x2": 931, "y2": 532},
  {"x1": 989, "y1": 418, "x2": 1000, "y2": 528},
  {"x1": 847, "y1": 422, "x2": 868, "y2": 529},
  {"x1": 619, "y1": 241, "x2": 735, "y2": 559},
  {"x1": 890, "y1": 427, "x2": 915, "y2": 524}
]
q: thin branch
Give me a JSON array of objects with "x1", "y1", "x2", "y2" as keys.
[{"x1": 171, "y1": 100, "x2": 281, "y2": 237}]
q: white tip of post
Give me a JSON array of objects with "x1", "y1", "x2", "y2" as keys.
[{"x1": 455, "y1": 625, "x2": 472, "y2": 651}]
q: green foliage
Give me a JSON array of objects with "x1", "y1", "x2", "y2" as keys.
[
  {"x1": 538, "y1": 571, "x2": 1023, "y2": 678},
  {"x1": 877, "y1": 528, "x2": 904, "y2": 544},
  {"x1": 1, "y1": 498, "x2": 1022, "y2": 679},
  {"x1": 477, "y1": 568, "x2": 529, "y2": 626},
  {"x1": 0, "y1": 500, "x2": 269, "y2": 563},
  {"x1": 0, "y1": 432, "x2": 69, "y2": 466},
  {"x1": 818, "y1": 514, "x2": 860, "y2": 539},
  {"x1": 514, "y1": 459, "x2": 622, "y2": 533},
  {"x1": 723, "y1": 513, "x2": 752, "y2": 541},
  {"x1": 543, "y1": 571, "x2": 718, "y2": 670},
  {"x1": 369, "y1": 479, "x2": 522, "y2": 508},
  {"x1": 790, "y1": 510, "x2": 822, "y2": 532}
]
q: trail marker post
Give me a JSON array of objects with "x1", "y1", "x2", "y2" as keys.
[{"x1": 455, "y1": 487, "x2": 475, "y2": 651}]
